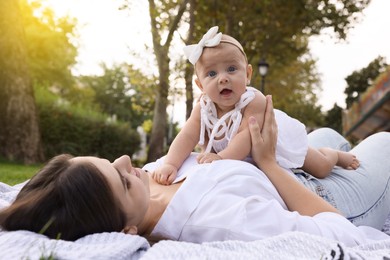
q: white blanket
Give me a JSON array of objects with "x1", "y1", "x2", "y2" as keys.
[{"x1": 2, "y1": 181, "x2": 390, "y2": 259}]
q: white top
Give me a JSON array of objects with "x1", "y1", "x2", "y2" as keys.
[
  {"x1": 144, "y1": 156, "x2": 389, "y2": 246},
  {"x1": 199, "y1": 87, "x2": 308, "y2": 168}
]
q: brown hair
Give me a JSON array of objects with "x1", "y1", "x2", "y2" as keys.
[{"x1": 0, "y1": 154, "x2": 126, "y2": 241}]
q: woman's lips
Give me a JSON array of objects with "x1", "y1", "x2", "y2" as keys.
[{"x1": 133, "y1": 169, "x2": 140, "y2": 178}]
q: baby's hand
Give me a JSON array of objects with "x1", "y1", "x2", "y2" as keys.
[
  {"x1": 197, "y1": 152, "x2": 222, "y2": 164},
  {"x1": 152, "y1": 164, "x2": 177, "y2": 185}
]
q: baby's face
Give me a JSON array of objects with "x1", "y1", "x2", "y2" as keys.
[{"x1": 195, "y1": 43, "x2": 252, "y2": 113}]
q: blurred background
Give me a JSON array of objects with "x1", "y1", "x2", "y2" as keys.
[{"x1": 0, "y1": 0, "x2": 389, "y2": 170}]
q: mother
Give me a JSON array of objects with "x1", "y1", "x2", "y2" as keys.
[{"x1": 0, "y1": 96, "x2": 389, "y2": 246}]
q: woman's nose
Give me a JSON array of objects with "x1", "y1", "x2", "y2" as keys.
[{"x1": 113, "y1": 155, "x2": 132, "y2": 172}]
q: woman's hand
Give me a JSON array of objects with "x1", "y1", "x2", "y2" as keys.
[
  {"x1": 248, "y1": 95, "x2": 341, "y2": 216},
  {"x1": 249, "y1": 95, "x2": 278, "y2": 171}
]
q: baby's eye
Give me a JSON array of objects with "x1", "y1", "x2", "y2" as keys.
[
  {"x1": 227, "y1": 66, "x2": 237, "y2": 72},
  {"x1": 207, "y1": 71, "x2": 217, "y2": 77}
]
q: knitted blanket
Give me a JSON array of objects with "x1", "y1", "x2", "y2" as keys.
[{"x1": 1, "y1": 181, "x2": 390, "y2": 259}]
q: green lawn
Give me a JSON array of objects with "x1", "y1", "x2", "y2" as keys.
[{"x1": 0, "y1": 160, "x2": 41, "y2": 185}]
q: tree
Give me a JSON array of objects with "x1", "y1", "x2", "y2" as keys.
[
  {"x1": 269, "y1": 54, "x2": 324, "y2": 127},
  {"x1": 325, "y1": 103, "x2": 343, "y2": 133},
  {"x1": 120, "y1": 0, "x2": 371, "y2": 161},
  {"x1": 344, "y1": 56, "x2": 388, "y2": 108},
  {"x1": 184, "y1": 0, "x2": 196, "y2": 120},
  {"x1": 20, "y1": 0, "x2": 78, "y2": 95},
  {"x1": 79, "y1": 63, "x2": 156, "y2": 128},
  {"x1": 183, "y1": 0, "x2": 371, "y2": 125},
  {"x1": 0, "y1": 0, "x2": 43, "y2": 163},
  {"x1": 145, "y1": 0, "x2": 189, "y2": 162}
]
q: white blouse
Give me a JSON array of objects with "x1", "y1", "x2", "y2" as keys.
[{"x1": 144, "y1": 156, "x2": 389, "y2": 246}]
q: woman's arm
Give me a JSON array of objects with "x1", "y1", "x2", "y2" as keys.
[{"x1": 248, "y1": 95, "x2": 341, "y2": 217}]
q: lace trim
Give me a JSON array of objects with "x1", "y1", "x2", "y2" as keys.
[{"x1": 199, "y1": 87, "x2": 255, "y2": 152}]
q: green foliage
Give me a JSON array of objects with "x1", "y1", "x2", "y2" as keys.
[
  {"x1": 142, "y1": 119, "x2": 153, "y2": 134},
  {"x1": 344, "y1": 56, "x2": 388, "y2": 108},
  {"x1": 118, "y1": 0, "x2": 371, "y2": 160},
  {"x1": 78, "y1": 63, "x2": 156, "y2": 129},
  {"x1": 192, "y1": 0, "x2": 370, "y2": 65},
  {"x1": 325, "y1": 103, "x2": 343, "y2": 133},
  {"x1": 185, "y1": 0, "x2": 370, "y2": 127},
  {"x1": 19, "y1": 0, "x2": 78, "y2": 93},
  {"x1": 269, "y1": 56, "x2": 324, "y2": 127},
  {"x1": 37, "y1": 91, "x2": 140, "y2": 162}
]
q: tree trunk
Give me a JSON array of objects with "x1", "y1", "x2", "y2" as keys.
[
  {"x1": 147, "y1": 52, "x2": 170, "y2": 162},
  {"x1": 146, "y1": 0, "x2": 188, "y2": 162},
  {"x1": 184, "y1": 0, "x2": 196, "y2": 120},
  {"x1": 0, "y1": 0, "x2": 43, "y2": 163}
]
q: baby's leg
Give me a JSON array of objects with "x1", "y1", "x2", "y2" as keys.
[
  {"x1": 317, "y1": 148, "x2": 359, "y2": 170},
  {"x1": 297, "y1": 132, "x2": 390, "y2": 228},
  {"x1": 336, "y1": 151, "x2": 359, "y2": 170}
]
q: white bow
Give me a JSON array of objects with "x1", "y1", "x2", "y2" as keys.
[{"x1": 183, "y1": 26, "x2": 222, "y2": 65}]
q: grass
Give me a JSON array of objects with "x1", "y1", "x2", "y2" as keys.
[{"x1": 0, "y1": 159, "x2": 41, "y2": 185}]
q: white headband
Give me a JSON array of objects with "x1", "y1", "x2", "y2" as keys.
[
  {"x1": 183, "y1": 26, "x2": 247, "y2": 65},
  {"x1": 183, "y1": 26, "x2": 222, "y2": 65}
]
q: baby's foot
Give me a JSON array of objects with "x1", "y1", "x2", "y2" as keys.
[{"x1": 336, "y1": 151, "x2": 359, "y2": 170}]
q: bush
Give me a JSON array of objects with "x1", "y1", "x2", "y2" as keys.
[{"x1": 38, "y1": 101, "x2": 140, "y2": 162}]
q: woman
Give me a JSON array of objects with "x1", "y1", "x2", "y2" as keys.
[{"x1": 0, "y1": 96, "x2": 389, "y2": 246}]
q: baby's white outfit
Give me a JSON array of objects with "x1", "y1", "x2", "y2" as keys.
[{"x1": 198, "y1": 87, "x2": 308, "y2": 168}]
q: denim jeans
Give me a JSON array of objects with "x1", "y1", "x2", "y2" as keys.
[{"x1": 294, "y1": 128, "x2": 390, "y2": 229}]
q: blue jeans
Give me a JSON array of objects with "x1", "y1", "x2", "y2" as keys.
[{"x1": 294, "y1": 128, "x2": 390, "y2": 229}]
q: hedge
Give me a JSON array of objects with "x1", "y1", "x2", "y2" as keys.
[{"x1": 38, "y1": 102, "x2": 140, "y2": 162}]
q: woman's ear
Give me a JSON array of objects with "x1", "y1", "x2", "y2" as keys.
[
  {"x1": 122, "y1": 226, "x2": 138, "y2": 235},
  {"x1": 246, "y1": 64, "x2": 253, "y2": 85},
  {"x1": 195, "y1": 78, "x2": 204, "y2": 92}
]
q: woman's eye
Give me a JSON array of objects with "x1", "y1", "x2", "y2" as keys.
[
  {"x1": 227, "y1": 66, "x2": 236, "y2": 72},
  {"x1": 121, "y1": 174, "x2": 131, "y2": 189},
  {"x1": 125, "y1": 178, "x2": 131, "y2": 189},
  {"x1": 117, "y1": 168, "x2": 132, "y2": 190},
  {"x1": 207, "y1": 71, "x2": 217, "y2": 77}
]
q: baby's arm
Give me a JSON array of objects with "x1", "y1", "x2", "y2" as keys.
[
  {"x1": 153, "y1": 104, "x2": 201, "y2": 185},
  {"x1": 217, "y1": 91, "x2": 266, "y2": 160}
]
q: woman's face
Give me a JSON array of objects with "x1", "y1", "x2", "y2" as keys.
[{"x1": 71, "y1": 155, "x2": 150, "y2": 229}]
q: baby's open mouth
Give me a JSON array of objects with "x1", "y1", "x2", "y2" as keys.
[{"x1": 220, "y1": 89, "x2": 232, "y2": 95}]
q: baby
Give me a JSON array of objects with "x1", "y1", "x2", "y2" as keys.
[{"x1": 152, "y1": 26, "x2": 359, "y2": 185}]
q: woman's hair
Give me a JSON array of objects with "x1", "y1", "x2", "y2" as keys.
[{"x1": 0, "y1": 154, "x2": 126, "y2": 241}]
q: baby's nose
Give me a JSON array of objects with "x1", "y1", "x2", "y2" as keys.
[{"x1": 218, "y1": 75, "x2": 229, "y2": 84}]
